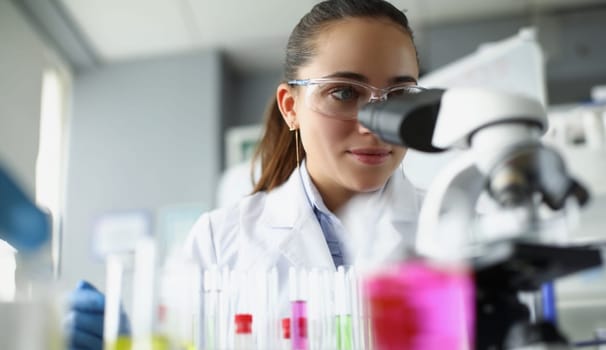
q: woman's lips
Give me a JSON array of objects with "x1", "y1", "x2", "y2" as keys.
[{"x1": 348, "y1": 148, "x2": 391, "y2": 165}]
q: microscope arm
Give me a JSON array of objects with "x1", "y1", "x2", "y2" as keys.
[{"x1": 415, "y1": 152, "x2": 484, "y2": 261}]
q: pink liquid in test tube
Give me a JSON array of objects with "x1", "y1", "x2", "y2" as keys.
[
  {"x1": 291, "y1": 300, "x2": 308, "y2": 350},
  {"x1": 364, "y1": 260, "x2": 474, "y2": 350}
]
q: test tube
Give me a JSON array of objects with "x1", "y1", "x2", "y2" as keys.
[
  {"x1": 280, "y1": 318, "x2": 291, "y2": 350},
  {"x1": 289, "y1": 267, "x2": 309, "y2": 350},
  {"x1": 252, "y1": 269, "x2": 269, "y2": 350},
  {"x1": 307, "y1": 269, "x2": 322, "y2": 350},
  {"x1": 335, "y1": 266, "x2": 352, "y2": 350},
  {"x1": 94, "y1": 211, "x2": 151, "y2": 349},
  {"x1": 321, "y1": 269, "x2": 335, "y2": 350},
  {"x1": 132, "y1": 236, "x2": 172, "y2": 350},
  {"x1": 267, "y1": 267, "x2": 279, "y2": 349},
  {"x1": 347, "y1": 267, "x2": 362, "y2": 350},
  {"x1": 363, "y1": 261, "x2": 474, "y2": 350},
  {"x1": 104, "y1": 254, "x2": 128, "y2": 348},
  {"x1": 158, "y1": 252, "x2": 200, "y2": 350},
  {"x1": 234, "y1": 313, "x2": 255, "y2": 350},
  {"x1": 219, "y1": 267, "x2": 231, "y2": 350},
  {"x1": 203, "y1": 266, "x2": 221, "y2": 350}
]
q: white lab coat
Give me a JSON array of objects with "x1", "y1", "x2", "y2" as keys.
[
  {"x1": 184, "y1": 163, "x2": 423, "y2": 274},
  {"x1": 183, "y1": 163, "x2": 424, "y2": 342}
]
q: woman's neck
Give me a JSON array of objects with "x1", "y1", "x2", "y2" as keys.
[
  {"x1": 312, "y1": 178, "x2": 356, "y2": 213},
  {"x1": 304, "y1": 160, "x2": 357, "y2": 213}
]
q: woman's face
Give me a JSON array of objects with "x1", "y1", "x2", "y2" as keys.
[{"x1": 279, "y1": 17, "x2": 419, "y2": 205}]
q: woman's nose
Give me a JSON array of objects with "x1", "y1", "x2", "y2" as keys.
[{"x1": 357, "y1": 120, "x2": 373, "y2": 134}]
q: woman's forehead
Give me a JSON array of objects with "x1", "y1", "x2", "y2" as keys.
[{"x1": 299, "y1": 17, "x2": 418, "y2": 82}]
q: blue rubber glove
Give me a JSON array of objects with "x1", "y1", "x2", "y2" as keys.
[
  {"x1": 64, "y1": 280, "x2": 130, "y2": 350},
  {"x1": 0, "y1": 165, "x2": 50, "y2": 251}
]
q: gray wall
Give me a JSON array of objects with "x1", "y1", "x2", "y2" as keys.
[
  {"x1": 229, "y1": 69, "x2": 283, "y2": 128},
  {"x1": 545, "y1": 7, "x2": 606, "y2": 103},
  {"x1": 417, "y1": 5, "x2": 606, "y2": 105},
  {"x1": 0, "y1": 0, "x2": 45, "y2": 196},
  {"x1": 61, "y1": 51, "x2": 223, "y2": 289}
]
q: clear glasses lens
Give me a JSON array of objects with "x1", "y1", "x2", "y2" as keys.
[{"x1": 304, "y1": 80, "x2": 424, "y2": 120}]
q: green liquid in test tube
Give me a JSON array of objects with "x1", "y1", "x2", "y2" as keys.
[
  {"x1": 336, "y1": 314, "x2": 353, "y2": 350},
  {"x1": 334, "y1": 266, "x2": 353, "y2": 350},
  {"x1": 105, "y1": 334, "x2": 171, "y2": 350}
]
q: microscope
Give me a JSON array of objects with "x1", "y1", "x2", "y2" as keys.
[{"x1": 359, "y1": 88, "x2": 603, "y2": 349}]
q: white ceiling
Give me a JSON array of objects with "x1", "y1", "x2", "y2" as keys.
[{"x1": 59, "y1": 0, "x2": 606, "y2": 71}]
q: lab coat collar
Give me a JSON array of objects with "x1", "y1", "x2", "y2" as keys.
[
  {"x1": 256, "y1": 163, "x2": 421, "y2": 270},
  {"x1": 260, "y1": 165, "x2": 310, "y2": 228},
  {"x1": 258, "y1": 165, "x2": 335, "y2": 270},
  {"x1": 299, "y1": 159, "x2": 330, "y2": 214}
]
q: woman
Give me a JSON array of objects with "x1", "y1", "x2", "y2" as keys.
[
  {"x1": 185, "y1": 0, "x2": 423, "y2": 275},
  {"x1": 65, "y1": 0, "x2": 425, "y2": 348}
]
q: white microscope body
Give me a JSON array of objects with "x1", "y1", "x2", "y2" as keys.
[
  {"x1": 416, "y1": 87, "x2": 551, "y2": 261},
  {"x1": 359, "y1": 87, "x2": 599, "y2": 349}
]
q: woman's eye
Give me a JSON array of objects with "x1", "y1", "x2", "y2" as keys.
[
  {"x1": 388, "y1": 87, "x2": 412, "y2": 98},
  {"x1": 388, "y1": 86, "x2": 422, "y2": 99},
  {"x1": 329, "y1": 86, "x2": 359, "y2": 101},
  {"x1": 388, "y1": 89, "x2": 405, "y2": 98}
]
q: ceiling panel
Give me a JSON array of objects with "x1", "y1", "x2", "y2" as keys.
[
  {"x1": 185, "y1": 0, "x2": 320, "y2": 70},
  {"x1": 58, "y1": 0, "x2": 606, "y2": 70},
  {"x1": 60, "y1": 0, "x2": 196, "y2": 61},
  {"x1": 186, "y1": 0, "x2": 318, "y2": 45}
]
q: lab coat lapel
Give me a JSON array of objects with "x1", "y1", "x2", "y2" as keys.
[
  {"x1": 344, "y1": 169, "x2": 421, "y2": 267},
  {"x1": 379, "y1": 170, "x2": 421, "y2": 260},
  {"x1": 255, "y1": 169, "x2": 335, "y2": 270}
]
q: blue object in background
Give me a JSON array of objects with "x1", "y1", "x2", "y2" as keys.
[
  {"x1": 541, "y1": 282, "x2": 558, "y2": 325},
  {"x1": 64, "y1": 280, "x2": 130, "y2": 350},
  {"x1": 0, "y1": 165, "x2": 50, "y2": 251}
]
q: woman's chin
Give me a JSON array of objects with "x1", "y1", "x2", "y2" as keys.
[{"x1": 349, "y1": 178, "x2": 387, "y2": 193}]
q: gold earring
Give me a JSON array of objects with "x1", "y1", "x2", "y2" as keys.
[
  {"x1": 295, "y1": 128, "x2": 300, "y2": 168},
  {"x1": 288, "y1": 121, "x2": 300, "y2": 168}
]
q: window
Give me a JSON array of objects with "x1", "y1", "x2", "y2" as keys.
[
  {"x1": 36, "y1": 67, "x2": 69, "y2": 279},
  {"x1": 0, "y1": 66, "x2": 69, "y2": 300}
]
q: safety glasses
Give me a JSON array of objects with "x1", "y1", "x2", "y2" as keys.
[{"x1": 288, "y1": 78, "x2": 425, "y2": 120}]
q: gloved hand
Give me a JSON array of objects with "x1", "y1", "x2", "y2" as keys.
[{"x1": 64, "y1": 280, "x2": 130, "y2": 350}]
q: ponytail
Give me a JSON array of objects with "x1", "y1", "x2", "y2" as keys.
[{"x1": 251, "y1": 96, "x2": 304, "y2": 193}]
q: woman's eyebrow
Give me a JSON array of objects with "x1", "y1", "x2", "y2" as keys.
[
  {"x1": 390, "y1": 76, "x2": 418, "y2": 84},
  {"x1": 321, "y1": 71, "x2": 368, "y2": 82},
  {"x1": 320, "y1": 72, "x2": 418, "y2": 85}
]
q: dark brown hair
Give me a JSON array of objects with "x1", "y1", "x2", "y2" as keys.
[{"x1": 251, "y1": 0, "x2": 416, "y2": 193}]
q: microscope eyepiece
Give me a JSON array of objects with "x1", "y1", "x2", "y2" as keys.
[{"x1": 358, "y1": 89, "x2": 447, "y2": 153}]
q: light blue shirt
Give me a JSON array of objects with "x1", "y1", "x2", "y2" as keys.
[{"x1": 298, "y1": 161, "x2": 347, "y2": 268}]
